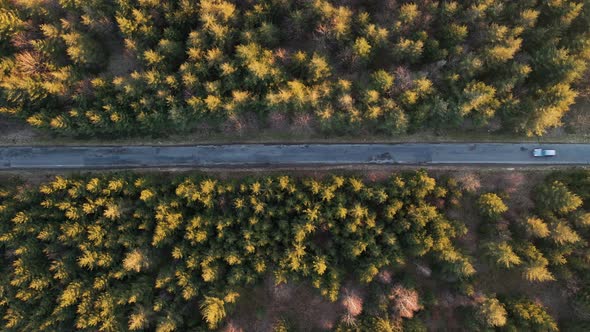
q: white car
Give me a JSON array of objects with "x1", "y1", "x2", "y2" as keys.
[{"x1": 533, "y1": 148, "x2": 556, "y2": 157}]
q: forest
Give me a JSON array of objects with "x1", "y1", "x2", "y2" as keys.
[
  {"x1": 1, "y1": 0, "x2": 589, "y2": 138},
  {"x1": 1, "y1": 170, "x2": 590, "y2": 330}
]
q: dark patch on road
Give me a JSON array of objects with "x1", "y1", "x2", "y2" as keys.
[{"x1": 369, "y1": 152, "x2": 394, "y2": 163}]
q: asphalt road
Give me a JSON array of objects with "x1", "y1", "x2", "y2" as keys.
[{"x1": 0, "y1": 144, "x2": 589, "y2": 169}]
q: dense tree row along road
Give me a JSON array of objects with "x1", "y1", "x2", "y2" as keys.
[{"x1": 1, "y1": 144, "x2": 590, "y2": 169}]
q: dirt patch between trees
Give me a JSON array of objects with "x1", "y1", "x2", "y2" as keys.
[
  {"x1": 0, "y1": 115, "x2": 40, "y2": 144},
  {"x1": 226, "y1": 277, "x2": 343, "y2": 331}
]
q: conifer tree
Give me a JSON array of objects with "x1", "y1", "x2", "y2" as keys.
[
  {"x1": 483, "y1": 241, "x2": 521, "y2": 269},
  {"x1": 536, "y1": 181, "x2": 582, "y2": 214},
  {"x1": 477, "y1": 297, "x2": 507, "y2": 328},
  {"x1": 477, "y1": 193, "x2": 508, "y2": 220}
]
